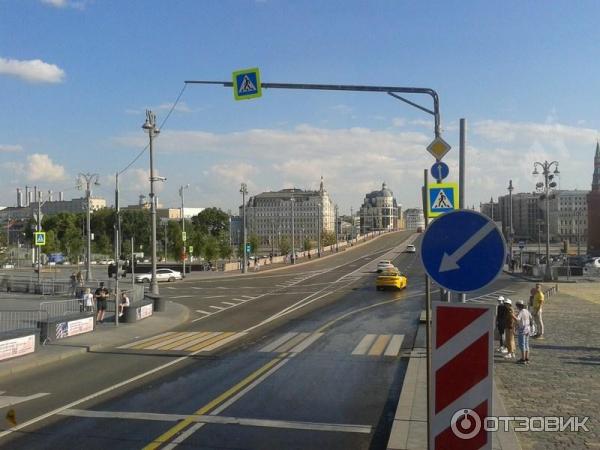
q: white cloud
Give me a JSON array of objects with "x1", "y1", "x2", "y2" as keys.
[
  {"x1": 40, "y1": 0, "x2": 87, "y2": 9},
  {"x1": 0, "y1": 57, "x2": 65, "y2": 83},
  {"x1": 41, "y1": 0, "x2": 67, "y2": 7},
  {"x1": 0, "y1": 144, "x2": 23, "y2": 153},
  {"x1": 473, "y1": 120, "x2": 597, "y2": 145},
  {"x1": 26, "y1": 154, "x2": 67, "y2": 182}
]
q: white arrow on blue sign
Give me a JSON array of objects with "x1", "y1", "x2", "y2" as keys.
[
  {"x1": 430, "y1": 161, "x2": 449, "y2": 181},
  {"x1": 420, "y1": 210, "x2": 506, "y2": 292}
]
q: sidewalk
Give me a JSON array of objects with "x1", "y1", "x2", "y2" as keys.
[{"x1": 0, "y1": 299, "x2": 189, "y2": 380}]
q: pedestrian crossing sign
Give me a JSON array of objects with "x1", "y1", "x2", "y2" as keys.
[
  {"x1": 34, "y1": 231, "x2": 46, "y2": 246},
  {"x1": 428, "y1": 182, "x2": 458, "y2": 218},
  {"x1": 233, "y1": 67, "x2": 262, "y2": 100}
]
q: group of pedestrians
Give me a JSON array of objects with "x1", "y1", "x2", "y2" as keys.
[
  {"x1": 77, "y1": 281, "x2": 130, "y2": 324},
  {"x1": 495, "y1": 284, "x2": 545, "y2": 365}
]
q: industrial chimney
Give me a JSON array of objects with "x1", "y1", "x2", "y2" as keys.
[
  {"x1": 59, "y1": 191, "x2": 64, "y2": 201},
  {"x1": 16, "y1": 188, "x2": 23, "y2": 207}
]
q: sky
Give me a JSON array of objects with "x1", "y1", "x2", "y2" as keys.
[{"x1": 1, "y1": 0, "x2": 600, "y2": 214}]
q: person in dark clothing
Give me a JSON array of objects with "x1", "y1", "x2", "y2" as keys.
[{"x1": 496, "y1": 296, "x2": 508, "y2": 353}]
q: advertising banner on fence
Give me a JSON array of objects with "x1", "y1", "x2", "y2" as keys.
[
  {"x1": 136, "y1": 303, "x2": 153, "y2": 320},
  {"x1": 0, "y1": 334, "x2": 36, "y2": 361},
  {"x1": 56, "y1": 316, "x2": 94, "y2": 339}
]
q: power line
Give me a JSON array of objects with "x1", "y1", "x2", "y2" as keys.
[{"x1": 118, "y1": 83, "x2": 188, "y2": 176}]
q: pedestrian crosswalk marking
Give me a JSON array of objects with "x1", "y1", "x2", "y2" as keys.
[
  {"x1": 259, "y1": 332, "x2": 324, "y2": 354},
  {"x1": 352, "y1": 334, "x2": 404, "y2": 357},
  {"x1": 221, "y1": 301, "x2": 238, "y2": 306},
  {"x1": 196, "y1": 310, "x2": 212, "y2": 315},
  {"x1": 118, "y1": 331, "x2": 247, "y2": 353}
]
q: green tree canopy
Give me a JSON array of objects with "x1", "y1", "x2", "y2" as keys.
[{"x1": 192, "y1": 207, "x2": 229, "y2": 237}]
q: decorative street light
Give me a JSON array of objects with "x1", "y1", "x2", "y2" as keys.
[
  {"x1": 290, "y1": 195, "x2": 295, "y2": 264},
  {"x1": 532, "y1": 160, "x2": 560, "y2": 281},
  {"x1": 240, "y1": 183, "x2": 248, "y2": 273}
]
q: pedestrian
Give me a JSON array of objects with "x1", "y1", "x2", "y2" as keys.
[
  {"x1": 82, "y1": 287, "x2": 94, "y2": 313},
  {"x1": 70, "y1": 272, "x2": 77, "y2": 297},
  {"x1": 532, "y1": 283, "x2": 545, "y2": 339},
  {"x1": 76, "y1": 270, "x2": 83, "y2": 285},
  {"x1": 528, "y1": 285, "x2": 536, "y2": 308},
  {"x1": 95, "y1": 281, "x2": 109, "y2": 323},
  {"x1": 254, "y1": 260, "x2": 260, "y2": 272},
  {"x1": 118, "y1": 291, "x2": 130, "y2": 318},
  {"x1": 503, "y1": 299, "x2": 516, "y2": 359},
  {"x1": 496, "y1": 296, "x2": 508, "y2": 353},
  {"x1": 514, "y1": 299, "x2": 533, "y2": 364}
]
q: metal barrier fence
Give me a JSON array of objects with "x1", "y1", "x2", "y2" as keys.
[
  {"x1": 39, "y1": 298, "x2": 82, "y2": 319},
  {"x1": 0, "y1": 310, "x2": 47, "y2": 334},
  {"x1": 0, "y1": 275, "x2": 72, "y2": 296}
]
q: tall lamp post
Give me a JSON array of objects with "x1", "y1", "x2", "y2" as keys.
[
  {"x1": 317, "y1": 202, "x2": 322, "y2": 257},
  {"x1": 78, "y1": 173, "x2": 100, "y2": 281},
  {"x1": 240, "y1": 183, "x2": 248, "y2": 273},
  {"x1": 290, "y1": 195, "x2": 295, "y2": 263},
  {"x1": 335, "y1": 204, "x2": 339, "y2": 252},
  {"x1": 507, "y1": 180, "x2": 514, "y2": 269},
  {"x1": 533, "y1": 160, "x2": 560, "y2": 282},
  {"x1": 142, "y1": 110, "x2": 161, "y2": 295},
  {"x1": 179, "y1": 184, "x2": 189, "y2": 277}
]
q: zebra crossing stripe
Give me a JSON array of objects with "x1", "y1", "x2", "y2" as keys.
[
  {"x1": 352, "y1": 334, "x2": 377, "y2": 355},
  {"x1": 384, "y1": 335, "x2": 404, "y2": 357},
  {"x1": 260, "y1": 333, "x2": 298, "y2": 352},
  {"x1": 118, "y1": 332, "x2": 176, "y2": 349},
  {"x1": 274, "y1": 333, "x2": 311, "y2": 353},
  {"x1": 142, "y1": 332, "x2": 197, "y2": 350},
  {"x1": 288, "y1": 333, "x2": 323, "y2": 353},
  {"x1": 158, "y1": 332, "x2": 212, "y2": 351},
  {"x1": 170, "y1": 332, "x2": 223, "y2": 351},
  {"x1": 185, "y1": 332, "x2": 233, "y2": 352},
  {"x1": 368, "y1": 335, "x2": 391, "y2": 356},
  {"x1": 200, "y1": 332, "x2": 246, "y2": 352}
]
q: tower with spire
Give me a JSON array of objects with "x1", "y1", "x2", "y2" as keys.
[{"x1": 587, "y1": 142, "x2": 600, "y2": 255}]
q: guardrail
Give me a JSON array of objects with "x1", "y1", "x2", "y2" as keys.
[
  {"x1": 39, "y1": 298, "x2": 82, "y2": 319},
  {"x1": 0, "y1": 275, "x2": 73, "y2": 296},
  {"x1": 0, "y1": 310, "x2": 48, "y2": 334}
]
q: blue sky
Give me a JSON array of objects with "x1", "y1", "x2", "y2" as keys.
[{"x1": 1, "y1": 0, "x2": 599, "y2": 213}]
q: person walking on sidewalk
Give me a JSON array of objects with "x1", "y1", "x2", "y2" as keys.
[
  {"x1": 532, "y1": 283, "x2": 545, "y2": 339},
  {"x1": 95, "y1": 282, "x2": 109, "y2": 323},
  {"x1": 503, "y1": 299, "x2": 516, "y2": 359},
  {"x1": 514, "y1": 300, "x2": 533, "y2": 364},
  {"x1": 496, "y1": 296, "x2": 508, "y2": 353}
]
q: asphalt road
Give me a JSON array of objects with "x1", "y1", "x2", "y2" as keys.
[{"x1": 0, "y1": 230, "x2": 517, "y2": 449}]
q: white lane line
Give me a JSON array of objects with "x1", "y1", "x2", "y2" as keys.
[
  {"x1": 384, "y1": 334, "x2": 404, "y2": 357},
  {"x1": 241, "y1": 295, "x2": 254, "y2": 299},
  {"x1": 274, "y1": 333, "x2": 311, "y2": 353},
  {"x1": 195, "y1": 310, "x2": 212, "y2": 315},
  {"x1": 289, "y1": 333, "x2": 324, "y2": 353},
  {"x1": 209, "y1": 305, "x2": 225, "y2": 311},
  {"x1": 170, "y1": 295, "x2": 192, "y2": 299},
  {"x1": 60, "y1": 409, "x2": 372, "y2": 435},
  {"x1": 202, "y1": 295, "x2": 226, "y2": 299},
  {"x1": 259, "y1": 332, "x2": 298, "y2": 353},
  {"x1": 230, "y1": 298, "x2": 246, "y2": 303},
  {"x1": 0, "y1": 393, "x2": 50, "y2": 409},
  {"x1": 221, "y1": 302, "x2": 238, "y2": 306},
  {"x1": 191, "y1": 287, "x2": 203, "y2": 290},
  {"x1": 352, "y1": 334, "x2": 377, "y2": 355}
]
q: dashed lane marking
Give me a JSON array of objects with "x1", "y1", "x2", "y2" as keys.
[
  {"x1": 170, "y1": 295, "x2": 192, "y2": 299},
  {"x1": 221, "y1": 302, "x2": 238, "y2": 306},
  {"x1": 196, "y1": 310, "x2": 212, "y2": 315},
  {"x1": 209, "y1": 305, "x2": 225, "y2": 311},
  {"x1": 352, "y1": 334, "x2": 405, "y2": 357}
]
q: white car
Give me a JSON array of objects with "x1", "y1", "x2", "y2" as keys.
[
  {"x1": 135, "y1": 268, "x2": 183, "y2": 283},
  {"x1": 584, "y1": 257, "x2": 600, "y2": 269},
  {"x1": 376, "y1": 260, "x2": 395, "y2": 273},
  {"x1": 406, "y1": 244, "x2": 416, "y2": 253}
]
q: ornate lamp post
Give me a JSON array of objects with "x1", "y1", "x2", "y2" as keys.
[{"x1": 533, "y1": 160, "x2": 560, "y2": 281}]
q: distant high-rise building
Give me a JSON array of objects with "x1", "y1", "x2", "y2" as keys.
[
  {"x1": 404, "y1": 208, "x2": 425, "y2": 231},
  {"x1": 587, "y1": 142, "x2": 600, "y2": 255}
]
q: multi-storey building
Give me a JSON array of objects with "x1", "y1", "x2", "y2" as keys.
[
  {"x1": 498, "y1": 192, "x2": 543, "y2": 242},
  {"x1": 480, "y1": 197, "x2": 500, "y2": 221},
  {"x1": 404, "y1": 208, "x2": 425, "y2": 231},
  {"x1": 588, "y1": 143, "x2": 600, "y2": 256},
  {"x1": 550, "y1": 190, "x2": 588, "y2": 245},
  {"x1": 241, "y1": 178, "x2": 335, "y2": 251},
  {"x1": 358, "y1": 183, "x2": 400, "y2": 233}
]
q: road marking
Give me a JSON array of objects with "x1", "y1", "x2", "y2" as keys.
[
  {"x1": 352, "y1": 334, "x2": 377, "y2": 355},
  {"x1": 201, "y1": 295, "x2": 226, "y2": 299},
  {"x1": 157, "y1": 332, "x2": 212, "y2": 351},
  {"x1": 60, "y1": 409, "x2": 372, "y2": 434},
  {"x1": 169, "y1": 332, "x2": 223, "y2": 351},
  {"x1": 368, "y1": 335, "x2": 391, "y2": 356},
  {"x1": 166, "y1": 287, "x2": 177, "y2": 290},
  {"x1": 274, "y1": 332, "x2": 310, "y2": 353},
  {"x1": 200, "y1": 332, "x2": 247, "y2": 352},
  {"x1": 185, "y1": 332, "x2": 234, "y2": 352},
  {"x1": 384, "y1": 334, "x2": 404, "y2": 357},
  {"x1": 230, "y1": 298, "x2": 246, "y2": 302},
  {"x1": 191, "y1": 287, "x2": 203, "y2": 290},
  {"x1": 241, "y1": 295, "x2": 254, "y2": 299},
  {"x1": 195, "y1": 310, "x2": 212, "y2": 315},
  {"x1": 142, "y1": 332, "x2": 198, "y2": 350},
  {"x1": 209, "y1": 305, "x2": 225, "y2": 310},
  {"x1": 221, "y1": 301, "x2": 238, "y2": 306},
  {"x1": 0, "y1": 393, "x2": 49, "y2": 409},
  {"x1": 169, "y1": 295, "x2": 192, "y2": 299},
  {"x1": 289, "y1": 332, "x2": 324, "y2": 353}
]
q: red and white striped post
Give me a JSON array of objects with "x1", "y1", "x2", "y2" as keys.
[{"x1": 429, "y1": 303, "x2": 494, "y2": 450}]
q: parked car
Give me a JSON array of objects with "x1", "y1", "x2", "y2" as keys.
[
  {"x1": 584, "y1": 257, "x2": 600, "y2": 269},
  {"x1": 376, "y1": 260, "x2": 395, "y2": 273},
  {"x1": 135, "y1": 268, "x2": 183, "y2": 283},
  {"x1": 376, "y1": 268, "x2": 408, "y2": 291},
  {"x1": 406, "y1": 244, "x2": 416, "y2": 253}
]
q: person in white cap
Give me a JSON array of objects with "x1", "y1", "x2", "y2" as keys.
[
  {"x1": 514, "y1": 299, "x2": 533, "y2": 364},
  {"x1": 503, "y1": 299, "x2": 516, "y2": 359},
  {"x1": 496, "y1": 296, "x2": 508, "y2": 353}
]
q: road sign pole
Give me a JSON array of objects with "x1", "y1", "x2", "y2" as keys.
[
  {"x1": 37, "y1": 192, "x2": 41, "y2": 283},
  {"x1": 459, "y1": 118, "x2": 467, "y2": 303},
  {"x1": 422, "y1": 169, "x2": 432, "y2": 450}
]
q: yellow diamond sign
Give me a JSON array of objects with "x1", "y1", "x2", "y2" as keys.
[{"x1": 426, "y1": 137, "x2": 451, "y2": 160}]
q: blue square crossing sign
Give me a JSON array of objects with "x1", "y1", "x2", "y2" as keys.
[
  {"x1": 428, "y1": 182, "x2": 458, "y2": 218},
  {"x1": 233, "y1": 68, "x2": 261, "y2": 100}
]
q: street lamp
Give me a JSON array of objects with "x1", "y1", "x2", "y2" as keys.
[
  {"x1": 507, "y1": 180, "x2": 514, "y2": 269},
  {"x1": 317, "y1": 202, "x2": 322, "y2": 257},
  {"x1": 290, "y1": 195, "x2": 295, "y2": 263},
  {"x1": 240, "y1": 183, "x2": 248, "y2": 273},
  {"x1": 142, "y1": 109, "x2": 161, "y2": 295},
  {"x1": 179, "y1": 184, "x2": 189, "y2": 277},
  {"x1": 77, "y1": 173, "x2": 100, "y2": 281},
  {"x1": 533, "y1": 160, "x2": 559, "y2": 281}
]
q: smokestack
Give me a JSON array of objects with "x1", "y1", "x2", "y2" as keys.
[
  {"x1": 25, "y1": 186, "x2": 29, "y2": 206},
  {"x1": 17, "y1": 188, "x2": 23, "y2": 207},
  {"x1": 59, "y1": 191, "x2": 64, "y2": 201},
  {"x1": 28, "y1": 191, "x2": 33, "y2": 205},
  {"x1": 33, "y1": 186, "x2": 37, "y2": 205},
  {"x1": 48, "y1": 190, "x2": 53, "y2": 202}
]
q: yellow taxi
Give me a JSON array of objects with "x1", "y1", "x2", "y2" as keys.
[{"x1": 376, "y1": 267, "x2": 407, "y2": 291}]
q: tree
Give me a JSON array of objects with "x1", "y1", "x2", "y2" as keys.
[
  {"x1": 303, "y1": 238, "x2": 313, "y2": 251},
  {"x1": 248, "y1": 233, "x2": 260, "y2": 256},
  {"x1": 321, "y1": 231, "x2": 336, "y2": 247},
  {"x1": 218, "y1": 234, "x2": 233, "y2": 260},
  {"x1": 202, "y1": 235, "x2": 219, "y2": 263},
  {"x1": 192, "y1": 207, "x2": 229, "y2": 237},
  {"x1": 279, "y1": 236, "x2": 291, "y2": 255}
]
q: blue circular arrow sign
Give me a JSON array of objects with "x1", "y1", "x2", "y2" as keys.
[
  {"x1": 420, "y1": 210, "x2": 506, "y2": 292},
  {"x1": 430, "y1": 161, "x2": 449, "y2": 181}
]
